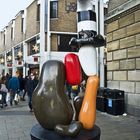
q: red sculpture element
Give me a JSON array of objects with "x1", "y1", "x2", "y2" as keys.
[{"x1": 65, "y1": 53, "x2": 82, "y2": 85}]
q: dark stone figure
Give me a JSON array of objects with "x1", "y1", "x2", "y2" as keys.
[{"x1": 33, "y1": 60, "x2": 74, "y2": 130}]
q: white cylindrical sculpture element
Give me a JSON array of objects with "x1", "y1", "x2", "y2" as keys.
[
  {"x1": 78, "y1": 21, "x2": 97, "y2": 33},
  {"x1": 78, "y1": 45, "x2": 97, "y2": 76},
  {"x1": 77, "y1": 0, "x2": 97, "y2": 35}
]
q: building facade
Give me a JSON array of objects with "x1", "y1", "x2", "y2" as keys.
[
  {"x1": 0, "y1": 0, "x2": 77, "y2": 76},
  {"x1": 106, "y1": 0, "x2": 140, "y2": 117}
]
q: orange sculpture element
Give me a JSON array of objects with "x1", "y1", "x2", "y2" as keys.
[{"x1": 79, "y1": 75, "x2": 99, "y2": 129}]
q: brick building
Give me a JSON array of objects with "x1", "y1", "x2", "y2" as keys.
[
  {"x1": 0, "y1": 0, "x2": 77, "y2": 76},
  {"x1": 106, "y1": 0, "x2": 140, "y2": 116}
]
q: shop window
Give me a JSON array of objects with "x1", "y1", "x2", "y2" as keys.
[
  {"x1": 58, "y1": 34, "x2": 78, "y2": 52},
  {"x1": 50, "y1": 1, "x2": 58, "y2": 18},
  {"x1": 0, "y1": 55, "x2": 5, "y2": 65},
  {"x1": 14, "y1": 44, "x2": 23, "y2": 60},
  {"x1": 28, "y1": 37, "x2": 40, "y2": 56},
  {"x1": 6, "y1": 51, "x2": 12, "y2": 67},
  {"x1": 6, "y1": 51, "x2": 12, "y2": 62}
]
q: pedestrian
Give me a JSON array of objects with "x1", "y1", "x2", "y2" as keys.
[
  {"x1": 5, "y1": 73, "x2": 12, "y2": 89},
  {"x1": 18, "y1": 74, "x2": 25, "y2": 101},
  {"x1": 22, "y1": 76, "x2": 29, "y2": 101},
  {"x1": 26, "y1": 73, "x2": 38, "y2": 112},
  {"x1": 0, "y1": 76, "x2": 8, "y2": 107},
  {"x1": 80, "y1": 80, "x2": 86, "y2": 93},
  {"x1": 8, "y1": 71, "x2": 20, "y2": 106},
  {"x1": 71, "y1": 85, "x2": 80, "y2": 99},
  {"x1": 66, "y1": 82, "x2": 72, "y2": 99}
]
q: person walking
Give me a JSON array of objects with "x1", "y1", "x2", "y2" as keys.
[
  {"x1": 71, "y1": 85, "x2": 80, "y2": 99},
  {"x1": 0, "y1": 76, "x2": 8, "y2": 107},
  {"x1": 22, "y1": 76, "x2": 29, "y2": 101},
  {"x1": 18, "y1": 74, "x2": 25, "y2": 101},
  {"x1": 5, "y1": 73, "x2": 12, "y2": 89},
  {"x1": 26, "y1": 73, "x2": 38, "y2": 112},
  {"x1": 8, "y1": 71, "x2": 20, "y2": 106},
  {"x1": 66, "y1": 82, "x2": 72, "y2": 99}
]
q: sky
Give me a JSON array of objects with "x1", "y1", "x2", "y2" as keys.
[
  {"x1": 0, "y1": 0, "x2": 33, "y2": 30},
  {"x1": 0, "y1": 0, "x2": 109, "y2": 31}
]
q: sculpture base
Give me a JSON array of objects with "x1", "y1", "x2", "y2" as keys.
[{"x1": 30, "y1": 124, "x2": 101, "y2": 140}]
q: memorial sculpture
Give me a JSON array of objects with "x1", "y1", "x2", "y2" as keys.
[{"x1": 32, "y1": 0, "x2": 105, "y2": 138}]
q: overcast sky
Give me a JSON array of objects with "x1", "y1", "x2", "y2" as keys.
[
  {"x1": 0, "y1": 0, "x2": 109, "y2": 31},
  {"x1": 0, "y1": 0, "x2": 33, "y2": 30}
]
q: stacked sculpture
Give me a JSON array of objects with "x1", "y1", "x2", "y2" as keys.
[{"x1": 31, "y1": 0, "x2": 105, "y2": 139}]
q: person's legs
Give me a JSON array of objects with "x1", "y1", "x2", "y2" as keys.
[
  {"x1": 68, "y1": 91, "x2": 71, "y2": 99},
  {"x1": 28, "y1": 94, "x2": 32, "y2": 112},
  {"x1": 22, "y1": 90, "x2": 26, "y2": 101},
  {"x1": 0, "y1": 93, "x2": 4, "y2": 108},
  {"x1": 10, "y1": 91, "x2": 14, "y2": 106},
  {"x1": 10, "y1": 91, "x2": 17, "y2": 106},
  {"x1": 19, "y1": 90, "x2": 24, "y2": 101},
  {"x1": 2, "y1": 92, "x2": 7, "y2": 106}
]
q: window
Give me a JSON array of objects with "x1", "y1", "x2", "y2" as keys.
[
  {"x1": 27, "y1": 37, "x2": 40, "y2": 56},
  {"x1": 6, "y1": 51, "x2": 12, "y2": 62},
  {"x1": 21, "y1": 18, "x2": 24, "y2": 33},
  {"x1": 37, "y1": 4, "x2": 40, "y2": 21},
  {"x1": 14, "y1": 44, "x2": 23, "y2": 60},
  {"x1": 28, "y1": 39, "x2": 36, "y2": 56},
  {"x1": 58, "y1": 34, "x2": 78, "y2": 52},
  {"x1": 11, "y1": 27, "x2": 13, "y2": 39},
  {"x1": 50, "y1": 1, "x2": 58, "y2": 18},
  {"x1": 3, "y1": 33, "x2": 5, "y2": 45}
]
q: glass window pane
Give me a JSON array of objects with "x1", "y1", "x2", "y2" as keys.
[{"x1": 50, "y1": 1, "x2": 58, "y2": 18}]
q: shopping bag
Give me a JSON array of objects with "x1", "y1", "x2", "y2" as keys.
[
  {"x1": 0, "y1": 94, "x2": 2, "y2": 105},
  {"x1": 0, "y1": 94, "x2": 2, "y2": 100},
  {"x1": 6, "y1": 92, "x2": 10, "y2": 102},
  {"x1": 14, "y1": 93, "x2": 20, "y2": 103}
]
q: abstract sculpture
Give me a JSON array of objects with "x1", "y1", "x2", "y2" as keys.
[{"x1": 32, "y1": 0, "x2": 105, "y2": 138}]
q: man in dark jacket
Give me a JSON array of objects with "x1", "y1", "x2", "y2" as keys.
[
  {"x1": 26, "y1": 73, "x2": 38, "y2": 112},
  {"x1": 8, "y1": 71, "x2": 20, "y2": 106},
  {"x1": 18, "y1": 74, "x2": 25, "y2": 101}
]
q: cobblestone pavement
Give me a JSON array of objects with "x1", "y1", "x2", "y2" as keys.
[
  {"x1": 0, "y1": 100, "x2": 37, "y2": 140},
  {"x1": 0, "y1": 99, "x2": 140, "y2": 140},
  {"x1": 96, "y1": 111, "x2": 140, "y2": 140}
]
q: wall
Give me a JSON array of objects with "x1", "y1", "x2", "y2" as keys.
[
  {"x1": 26, "y1": 0, "x2": 40, "y2": 39},
  {"x1": 5, "y1": 23, "x2": 13, "y2": 50},
  {"x1": 13, "y1": 12, "x2": 24, "y2": 46},
  {"x1": 0, "y1": 32, "x2": 5, "y2": 52},
  {"x1": 50, "y1": 0, "x2": 77, "y2": 32},
  {"x1": 106, "y1": 0, "x2": 140, "y2": 116},
  {"x1": 108, "y1": 0, "x2": 129, "y2": 11}
]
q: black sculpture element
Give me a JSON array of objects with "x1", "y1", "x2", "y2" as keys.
[
  {"x1": 55, "y1": 121, "x2": 83, "y2": 137},
  {"x1": 32, "y1": 60, "x2": 73, "y2": 130},
  {"x1": 73, "y1": 96, "x2": 84, "y2": 121}
]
